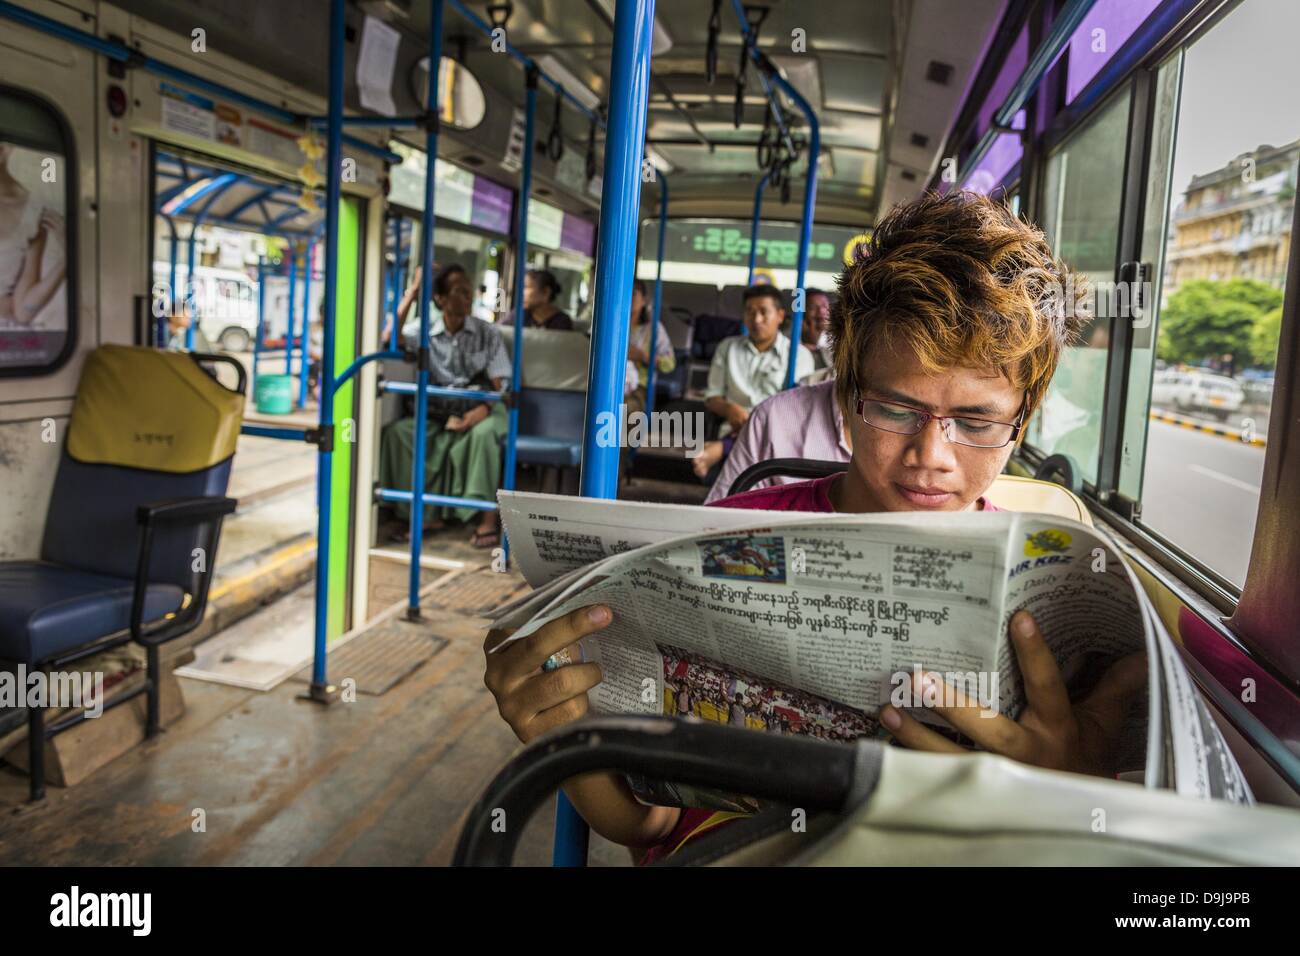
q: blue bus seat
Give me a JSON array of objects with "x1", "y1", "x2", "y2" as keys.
[
  {"x1": 0, "y1": 345, "x2": 242, "y2": 800},
  {"x1": 654, "y1": 348, "x2": 690, "y2": 403},
  {"x1": 690, "y1": 315, "x2": 744, "y2": 361},
  {"x1": 514, "y1": 388, "x2": 585, "y2": 470}
]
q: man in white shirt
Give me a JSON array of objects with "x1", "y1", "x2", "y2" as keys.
[{"x1": 693, "y1": 285, "x2": 815, "y2": 478}]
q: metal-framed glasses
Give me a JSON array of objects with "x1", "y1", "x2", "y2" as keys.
[{"x1": 854, "y1": 392, "x2": 1026, "y2": 449}]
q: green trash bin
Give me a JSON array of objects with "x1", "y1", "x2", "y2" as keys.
[{"x1": 255, "y1": 374, "x2": 294, "y2": 415}]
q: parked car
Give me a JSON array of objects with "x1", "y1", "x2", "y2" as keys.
[
  {"x1": 1150, "y1": 368, "x2": 1245, "y2": 420},
  {"x1": 153, "y1": 262, "x2": 258, "y2": 352}
]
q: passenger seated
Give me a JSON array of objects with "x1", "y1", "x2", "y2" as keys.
[
  {"x1": 692, "y1": 284, "x2": 816, "y2": 479},
  {"x1": 523, "y1": 268, "x2": 574, "y2": 330},
  {"x1": 704, "y1": 377, "x2": 851, "y2": 504},
  {"x1": 800, "y1": 287, "x2": 834, "y2": 370},
  {"x1": 483, "y1": 191, "x2": 1147, "y2": 859},
  {"x1": 378, "y1": 264, "x2": 510, "y2": 548},
  {"x1": 625, "y1": 278, "x2": 675, "y2": 417}
]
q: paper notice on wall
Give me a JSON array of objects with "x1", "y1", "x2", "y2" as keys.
[
  {"x1": 502, "y1": 108, "x2": 528, "y2": 173},
  {"x1": 357, "y1": 15, "x2": 400, "y2": 117},
  {"x1": 160, "y1": 83, "x2": 216, "y2": 141}
]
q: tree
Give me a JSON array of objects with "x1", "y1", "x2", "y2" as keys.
[
  {"x1": 1251, "y1": 305, "x2": 1283, "y2": 369},
  {"x1": 1157, "y1": 278, "x2": 1283, "y2": 369}
]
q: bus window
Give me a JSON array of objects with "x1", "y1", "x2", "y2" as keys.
[
  {"x1": 397, "y1": 220, "x2": 505, "y2": 336},
  {"x1": 1122, "y1": 0, "x2": 1296, "y2": 588},
  {"x1": 0, "y1": 87, "x2": 74, "y2": 375},
  {"x1": 1023, "y1": 88, "x2": 1131, "y2": 486}
]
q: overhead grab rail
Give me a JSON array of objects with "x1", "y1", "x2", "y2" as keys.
[
  {"x1": 446, "y1": 0, "x2": 608, "y2": 130},
  {"x1": 957, "y1": 0, "x2": 1096, "y2": 189},
  {"x1": 729, "y1": 0, "x2": 821, "y2": 388},
  {"x1": 0, "y1": 0, "x2": 401, "y2": 166}
]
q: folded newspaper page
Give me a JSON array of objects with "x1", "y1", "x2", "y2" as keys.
[{"x1": 491, "y1": 491, "x2": 1252, "y2": 808}]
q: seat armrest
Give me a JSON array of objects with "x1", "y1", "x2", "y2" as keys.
[
  {"x1": 131, "y1": 496, "x2": 236, "y2": 645},
  {"x1": 137, "y1": 496, "x2": 238, "y2": 525}
]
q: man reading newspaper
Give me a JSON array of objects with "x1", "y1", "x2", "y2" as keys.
[{"x1": 482, "y1": 192, "x2": 1176, "y2": 862}]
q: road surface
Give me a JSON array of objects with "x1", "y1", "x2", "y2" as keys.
[{"x1": 1140, "y1": 418, "x2": 1265, "y2": 587}]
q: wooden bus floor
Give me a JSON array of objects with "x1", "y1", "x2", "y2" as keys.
[{"x1": 0, "y1": 532, "x2": 632, "y2": 867}]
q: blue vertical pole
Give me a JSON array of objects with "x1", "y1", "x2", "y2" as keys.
[
  {"x1": 300, "y1": 239, "x2": 316, "y2": 407},
  {"x1": 774, "y1": 87, "x2": 819, "y2": 389},
  {"x1": 387, "y1": 216, "x2": 402, "y2": 350},
  {"x1": 392, "y1": 220, "x2": 406, "y2": 350},
  {"x1": 164, "y1": 217, "x2": 178, "y2": 346},
  {"x1": 561, "y1": 0, "x2": 656, "y2": 870},
  {"x1": 184, "y1": 225, "x2": 198, "y2": 349},
  {"x1": 287, "y1": 245, "x2": 299, "y2": 376},
  {"x1": 501, "y1": 69, "x2": 538, "y2": 543},
  {"x1": 644, "y1": 171, "x2": 667, "y2": 421},
  {"x1": 746, "y1": 171, "x2": 768, "y2": 286},
  {"x1": 310, "y1": 0, "x2": 345, "y2": 694},
  {"x1": 407, "y1": 0, "x2": 445, "y2": 617},
  {"x1": 253, "y1": 254, "x2": 266, "y2": 392}
]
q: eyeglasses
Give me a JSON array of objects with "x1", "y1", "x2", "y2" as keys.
[{"x1": 854, "y1": 392, "x2": 1025, "y2": 448}]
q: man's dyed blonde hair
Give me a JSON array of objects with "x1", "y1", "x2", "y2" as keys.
[{"x1": 830, "y1": 190, "x2": 1088, "y2": 423}]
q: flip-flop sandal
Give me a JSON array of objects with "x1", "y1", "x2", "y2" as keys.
[{"x1": 470, "y1": 530, "x2": 500, "y2": 549}]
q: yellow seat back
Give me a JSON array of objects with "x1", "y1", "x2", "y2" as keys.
[{"x1": 986, "y1": 474, "x2": 1092, "y2": 526}]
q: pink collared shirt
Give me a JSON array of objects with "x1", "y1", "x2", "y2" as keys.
[{"x1": 706, "y1": 378, "x2": 850, "y2": 503}]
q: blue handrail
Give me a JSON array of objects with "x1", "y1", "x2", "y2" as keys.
[
  {"x1": 252, "y1": 255, "x2": 266, "y2": 393},
  {"x1": 561, "y1": 0, "x2": 657, "y2": 871},
  {"x1": 380, "y1": 381, "x2": 504, "y2": 404},
  {"x1": 730, "y1": 0, "x2": 819, "y2": 389},
  {"x1": 299, "y1": 240, "x2": 316, "y2": 407},
  {"x1": 500, "y1": 68, "x2": 539, "y2": 564},
  {"x1": 335, "y1": 350, "x2": 406, "y2": 391},
  {"x1": 445, "y1": 0, "x2": 607, "y2": 129},
  {"x1": 746, "y1": 170, "x2": 770, "y2": 286},
  {"x1": 0, "y1": 1, "x2": 400, "y2": 166},
  {"x1": 960, "y1": 0, "x2": 1097, "y2": 189},
  {"x1": 407, "y1": 0, "x2": 446, "y2": 618},
  {"x1": 644, "y1": 170, "x2": 668, "y2": 424},
  {"x1": 309, "y1": 0, "x2": 347, "y2": 696}
]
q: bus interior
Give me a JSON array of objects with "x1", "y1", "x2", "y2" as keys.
[{"x1": 1, "y1": 0, "x2": 1299, "y2": 872}]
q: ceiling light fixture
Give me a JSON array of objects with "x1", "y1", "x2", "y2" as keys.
[{"x1": 536, "y1": 54, "x2": 603, "y2": 113}]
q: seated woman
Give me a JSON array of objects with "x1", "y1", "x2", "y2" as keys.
[
  {"x1": 379, "y1": 264, "x2": 511, "y2": 548},
  {"x1": 523, "y1": 268, "x2": 574, "y2": 330},
  {"x1": 482, "y1": 190, "x2": 1147, "y2": 861},
  {"x1": 625, "y1": 278, "x2": 675, "y2": 418}
]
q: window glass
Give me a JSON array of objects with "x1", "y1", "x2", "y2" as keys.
[
  {"x1": 0, "y1": 88, "x2": 73, "y2": 374},
  {"x1": 1123, "y1": 0, "x2": 1297, "y2": 587},
  {"x1": 1024, "y1": 89, "x2": 1131, "y2": 485},
  {"x1": 398, "y1": 220, "x2": 506, "y2": 337},
  {"x1": 526, "y1": 247, "x2": 592, "y2": 320}
]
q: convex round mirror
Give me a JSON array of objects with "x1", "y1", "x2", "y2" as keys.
[{"x1": 410, "y1": 56, "x2": 487, "y2": 131}]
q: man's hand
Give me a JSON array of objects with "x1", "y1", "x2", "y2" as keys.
[
  {"x1": 483, "y1": 605, "x2": 611, "y2": 745},
  {"x1": 628, "y1": 343, "x2": 650, "y2": 366},
  {"x1": 726, "y1": 404, "x2": 750, "y2": 431},
  {"x1": 446, "y1": 404, "x2": 489, "y2": 432},
  {"x1": 879, "y1": 610, "x2": 1147, "y2": 777}
]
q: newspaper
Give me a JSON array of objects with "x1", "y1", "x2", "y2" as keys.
[{"x1": 490, "y1": 491, "x2": 1253, "y2": 808}]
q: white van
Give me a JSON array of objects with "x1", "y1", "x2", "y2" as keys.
[
  {"x1": 152, "y1": 262, "x2": 258, "y2": 351},
  {"x1": 1150, "y1": 368, "x2": 1246, "y2": 420}
]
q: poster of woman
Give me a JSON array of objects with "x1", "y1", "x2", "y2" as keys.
[{"x1": 0, "y1": 138, "x2": 68, "y2": 367}]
